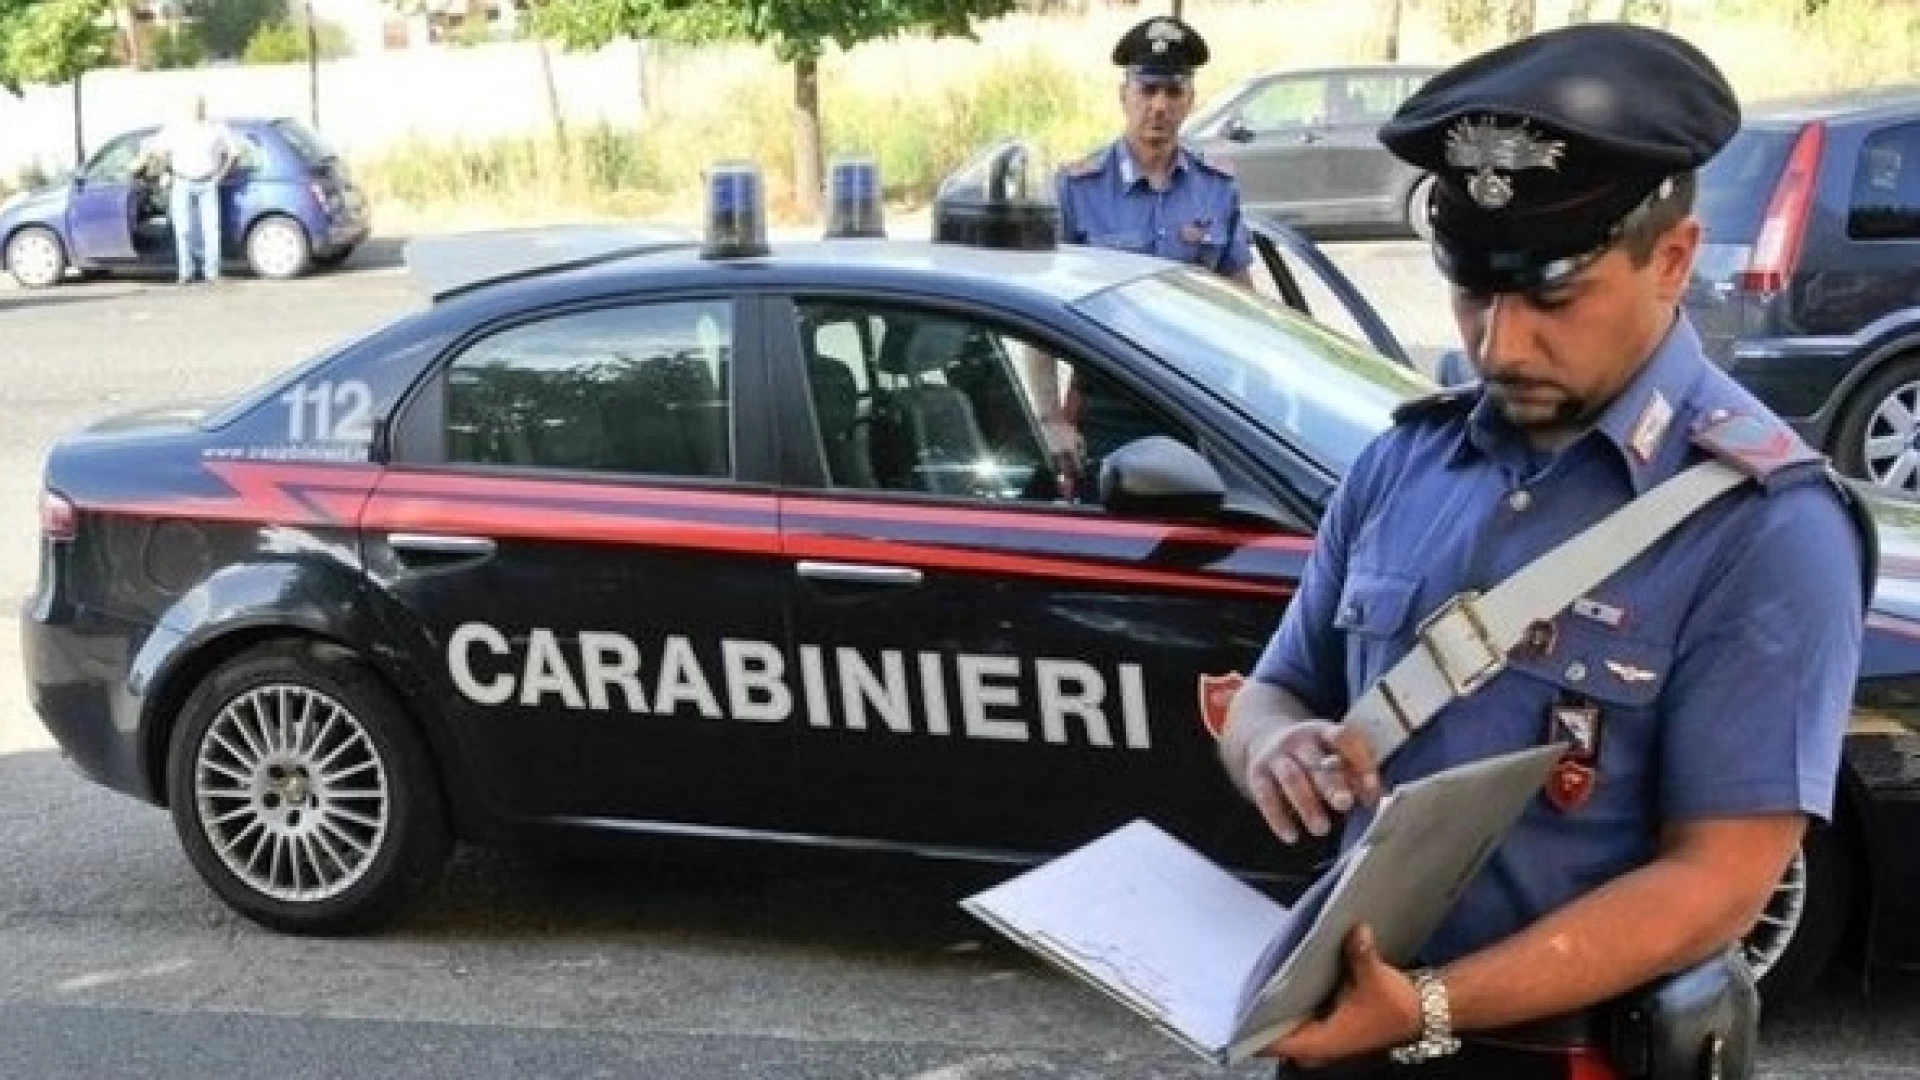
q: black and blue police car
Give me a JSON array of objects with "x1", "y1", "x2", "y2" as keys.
[{"x1": 22, "y1": 143, "x2": 1920, "y2": 1003}]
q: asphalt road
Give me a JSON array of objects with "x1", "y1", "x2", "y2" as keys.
[{"x1": 0, "y1": 238, "x2": 1915, "y2": 1079}]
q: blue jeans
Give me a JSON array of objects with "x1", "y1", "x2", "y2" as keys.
[{"x1": 169, "y1": 177, "x2": 221, "y2": 281}]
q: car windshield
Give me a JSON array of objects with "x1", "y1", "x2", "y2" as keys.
[
  {"x1": 272, "y1": 118, "x2": 338, "y2": 165},
  {"x1": 1074, "y1": 269, "x2": 1430, "y2": 474}
]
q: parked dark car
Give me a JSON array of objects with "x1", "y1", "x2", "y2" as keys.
[
  {"x1": 0, "y1": 115, "x2": 372, "y2": 288},
  {"x1": 21, "y1": 167, "x2": 1920, "y2": 1010},
  {"x1": 1687, "y1": 85, "x2": 1920, "y2": 495},
  {"x1": 1182, "y1": 63, "x2": 1442, "y2": 241}
]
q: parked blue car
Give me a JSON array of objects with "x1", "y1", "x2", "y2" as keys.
[{"x1": 0, "y1": 116, "x2": 371, "y2": 288}]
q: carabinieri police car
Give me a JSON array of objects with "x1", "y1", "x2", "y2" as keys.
[{"x1": 22, "y1": 144, "x2": 1920, "y2": 1003}]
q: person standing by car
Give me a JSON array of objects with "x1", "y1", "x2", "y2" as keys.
[
  {"x1": 1217, "y1": 23, "x2": 1871, "y2": 1080},
  {"x1": 1029, "y1": 14, "x2": 1253, "y2": 496},
  {"x1": 140, "y1": 96, "x2": 237, "y2": 285}
]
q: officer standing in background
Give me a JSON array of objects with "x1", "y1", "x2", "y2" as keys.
[
  {"x1": 1056, "y1": 14, "x2": 1252, "y2": 281},
  {"x1": 1216, "y1": 23, "x2": 1869, "y2": 1080},
  {"x1": 1030, "y1": 14, "x2": 1253, "y2": 495}
]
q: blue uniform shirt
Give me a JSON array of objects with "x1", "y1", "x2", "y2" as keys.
[
  {"x1": 1251, "y1": 314, "x2": 1867, "y2": 965},
  {"x1": 1056, "y1": 139, "x2": 1252, "y2": 277}
]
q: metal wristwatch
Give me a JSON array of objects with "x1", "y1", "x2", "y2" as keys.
[{"x1": 1388, "y1": 968, "x2": 1463, "y2": 1065}]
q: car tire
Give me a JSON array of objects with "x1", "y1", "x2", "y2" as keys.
[
  {"x1": 1831, "y1": 353, "x2": 1920, "y2": 496},
  {"x1": 1745, "y1": 821, "x2": 1851, "y2": 1007},
  {"x1": 245, "y1": 214, "x2": 312, "y2": 280},
  {"x1": 166, "y1": 639, "x2": 451, "y2": 935},
  {"x1": 5, "y1": 226, "x2": 68, "y2": 288},
  {"x1": 1404, "y1": 175, "x2": 1436, "y2": 242}
]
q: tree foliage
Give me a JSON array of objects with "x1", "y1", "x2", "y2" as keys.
[
  {"x1": 532, "y1": 0, "x2": 1018, "y2": 63},
  {"x1": 0, "y1": 0, "x2": 112, "y2": 92},
  {"x1": 191, "y1": 0, "x2": 290, "y2": 59}
]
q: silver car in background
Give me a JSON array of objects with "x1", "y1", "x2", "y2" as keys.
[{"x1": 1183, "y1": 63, "x2": 1442, "y2": 241}]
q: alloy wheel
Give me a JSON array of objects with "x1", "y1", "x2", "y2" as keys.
[
  {"x1": 1742, "y1": 847, "x2": 1807, "y2": 983},
  {"x1": 1860, "y1": 379, "x2": 1920, "y2": 494},
  {"x1": 192, "y1": 683, "x2": 390, "y2": 903}
]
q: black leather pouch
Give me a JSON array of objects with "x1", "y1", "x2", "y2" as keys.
[{"x1": 1607, "y1": 947, "x2": 1759, "y2": 1080}]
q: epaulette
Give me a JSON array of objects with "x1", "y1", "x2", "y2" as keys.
[
  {"x1": 1064, "y1": 152, "x2": 1106, "y2": 180},
  {"x1": 1391, "y1": 385, "x2": 1477, "y2": 426},
  {"x1": 1689, "y1": 409, "x2": 1823, "y2": 491}
]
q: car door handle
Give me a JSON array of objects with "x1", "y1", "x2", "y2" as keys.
[
  {"x1": 387, "y1": 532, "x2": 496, "y2": 557},
  {"x1": 796, "y1": 560, "x2": 923, "y2": 587}
]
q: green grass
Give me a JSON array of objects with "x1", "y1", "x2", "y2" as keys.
[{"x1": 353, "y1": 0, "x2": 1920, "y2": 230}]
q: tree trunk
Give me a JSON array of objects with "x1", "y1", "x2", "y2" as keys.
[
  {"x1": 118, "y1": 2, "x2": 143, "y2": 70},
  {"x1": 1505, "y1": 0, "x2": 1535, "y2": 39},
  {"x1": 1377, "y1": 0, "x2": 1404, "y2": 61},
  {"x1": 792, "y1": 56, "x2": 822, "y2": 223},
  {"x1": 304, "y1": 0, "x2": 320, "y2": 129},
  {"x1": 537, "y1": 38, "x2": 566, "y2": 141},
  {"x1": 72, "y1": 71, "x2": 84, "y2": 167}
]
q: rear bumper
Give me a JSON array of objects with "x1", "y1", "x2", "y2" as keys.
[
  {"x1": 1724, "y1": 340, "x2": 1860, "y2": 448},
  {"x1": 320, "y1": 211, "x2": 371, "y2": 255},
  {"x1": 21, "y1": 558, "x2": 167, "y2": 805}
]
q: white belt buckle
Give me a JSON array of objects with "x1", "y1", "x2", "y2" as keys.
[{"x1": 1416, "y1": 590, "x2": 1506, "y2": 697}]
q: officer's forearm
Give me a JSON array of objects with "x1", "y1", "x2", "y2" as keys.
[
  {"x1": 1436, "y1": 814, "x2": 1805, "y2": 1031},
  {"x1": 1218, "y1": 678, "x2": 1314, "y2": 798},
  {"x1": 1019, "y1": 346, "x2": 1064, "y2": 419}
]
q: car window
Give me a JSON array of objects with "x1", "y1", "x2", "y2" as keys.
[
  {"x1": 272, "y1": 118, "x2": 338, "y2": 164},
  {"x1": 1075, "y1": 269, "x2": 1427, "y2": 475},
  {"x1": 1250, "y1": 242, "x2": 1377, "y2": 355},
  {"x1": 84, "y1": 132, "x2": 150, "y2": 182},
  {"x1": 1697, "y1": 127, "x2": 1795, "y2": 245},
  {"x1": 795, "y1": 301, "x2": 1190, "y2": 506},
  {"x1": 445, "y1": 301, "x2": 733, "y2": 478},
  {"x1": 1329, "y1": 75, "x2": 1418, "y2": 124},
  {"x1": 230, "y1": 132, "x2": 268, "y2": 172},
  {"x1": 1849, "y1": 123, "x2": 1920, "y2": 241},
  {"x1": 1240, "y1": 76, "x2": 1327, "y2": 131}
]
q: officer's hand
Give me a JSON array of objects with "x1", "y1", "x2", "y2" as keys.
[
  {"x1": 1039, "y1": 417, "x2": 1084, "y2": 482},
  {"x1": 1244, "y1": 720, "x2": 1380, "y2": 845},
  {"x1": 1040, "y1": 417, "x2": 1081, "y2": 459},
  {"x1": 1262, "y1": 924, "x2": 1422, "y2": 1067}
]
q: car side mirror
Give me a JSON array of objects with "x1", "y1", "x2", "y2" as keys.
[
  {"x1": 1226, "y1": 117, "x2": 1256, "y2": 143},
  {"x1": 1099, "y1": 436, "x2": 1226, "y2": 519}
]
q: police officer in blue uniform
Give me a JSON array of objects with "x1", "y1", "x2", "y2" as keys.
[
  {"x1": 1029, "y1": 16, "x2": 1253, "y2": 494},
  {"x1": 1216, "y1": 23, "x2": 1870, "y2": 1080},
  {"x1": 1056, "y1": 15, "x2": 1252, "y2": 281}
]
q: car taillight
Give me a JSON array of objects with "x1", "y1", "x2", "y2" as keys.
[
  {"x1": 40, "y1": 490, "x2": 76, "y2": 541},
  {"x1": 1739, "y1": 121, "x2": 1824, "y2": 295}
]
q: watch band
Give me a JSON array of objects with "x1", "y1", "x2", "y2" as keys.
[{"x1": 1388, "y1": 967, "x2": 1463, "y2": 1065}]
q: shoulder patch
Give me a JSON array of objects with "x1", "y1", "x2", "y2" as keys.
[
  {"x1": 1065, "y1": 152, "x2": 1106, "y2": 180},
  {"x1": 1391, "y1": 386, "x2": 1477, "y2": 425},
  {"x1": 1690, "y1": 410, "x2": 1822, "y2": 488}
]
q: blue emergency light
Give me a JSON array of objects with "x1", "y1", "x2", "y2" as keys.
[
  {"x1": 932, "y1": 139, "x2": 1058, "y2": 251},
  {"x1": 701, "y1": 161, "x2": 770, "y2": 259},
  {"x1": 824, "y1": 155, "x2": 886, "y2": 239}
]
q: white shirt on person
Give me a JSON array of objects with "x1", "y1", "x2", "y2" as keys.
[{"x1": 146, "y1": 119, "x2": 236, "y2": 183}]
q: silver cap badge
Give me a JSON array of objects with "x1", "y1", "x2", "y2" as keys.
[{"x1": 1444, "y1": 117, "x2": 1567, "y2": 210}]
